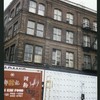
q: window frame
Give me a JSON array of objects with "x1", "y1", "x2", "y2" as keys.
[
  {"x1": 66, "y1": 52, "x2": 74, "y2": 68},
  {"x1": 9, "y1": 44, "x2": 15, "y2": 61},
  {"x1": 15, "y1": 2, "x2": 20, "y2": 15},
  {"x1": 54, "y1": 9, "x2": 62, "y2": 21},
  {"x1": 83, "y1": 18, "x2": 90, "y2": 28},
  {"x1": 29, "y1": 0, "x2": 37, "y2": 13},
  {"x1": 36, "y1": 23, "x2": 44, "y2": 37},
  {"x1": 83, "y1": 35, "x2": 91, "y2": 47},
  {"x1": 24, "y1": 44, "x2": 33, "y2": 62},
  {"x1": 13, "y1": 21, "x2": 18, "y2": 35},
  {"x1": 93, "y1": 38, "x2": 97, "y2": 50},
  {"x1": 34, "y1": 46, "x2": 43, "y2": 63},
  {"x1": 8, "y1": 27, "x2": 12, "y2": 37},
  {"x1": 38, "y1": 4, "x2": 45, "y2": 16},
  {"x1": 66, "y1": 31, "x2": 74, "y2": 44},
  {"x1": 5, "y1": 48, "x2": 9, "y2": 61},
  {"x1": 93, "y1": 21, "x2": 97, "y2": 32},
  {"x1": 52, "y1": 49, "x2": 61, "y2": 66},
  {"x1": 53, "y1": 28, "x2": 61, "y2": 41},
  {"x1": 10, "y1": 9, "x2": 15, "y2": 18},
  {"x1": 66, "y1": 13, "x2": 74, "y2": 24},
  {"x1": 27, "y1": 20, "x2": 35, "y2": 35},
  {"x1": 84, "y1": 55, "x2": 91, "y2": 69}
]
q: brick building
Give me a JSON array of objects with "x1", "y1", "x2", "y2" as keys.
[{"x1": 4, "y1": 0, "x2": 97, "y2": 71}]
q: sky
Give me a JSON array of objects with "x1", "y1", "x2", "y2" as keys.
[{"x1": 4, "y1": 0, "x2": 97, "y2": 11}]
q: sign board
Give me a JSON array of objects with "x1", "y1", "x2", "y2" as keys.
[{"x1": 4, "y1": 70, "x2": 42, "y2": 100}]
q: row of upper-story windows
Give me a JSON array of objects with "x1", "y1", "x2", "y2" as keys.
[
  {"x1": 4, "y1": 44, "x2": 97, "y2": 69},
  {"x1": 24, "y1": 45, "x2": 97, "y2": 69},
  {"x1": 28, "y1": 0, "x2": 97, "y2": 32},
  {"x1": 26, "y1": 20, "x2": 74, "y2": 44},
  {"x1": 24, "y1": 44, "x2": 74, "y2": 67},
  {"x1": 6, "y1": 20, "x2": 97, "y2": 50},
  {"x1": 26, "y1": 20, "x2": 97, "y2": 49},
  {"x1": 4, "y1": 0, "x2": 97, "y2": 33}
]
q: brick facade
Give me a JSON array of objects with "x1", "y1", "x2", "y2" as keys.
[{"x1": 4, "y1": 0, "x2": 97, "y2": 71}]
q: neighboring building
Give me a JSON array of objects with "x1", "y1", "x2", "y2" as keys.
[{"x1": 4, "y1": 0, "x2": 97, "y2": 71}]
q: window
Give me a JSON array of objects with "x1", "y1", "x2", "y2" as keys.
[
  {"x1": 84, "y1": 55, "x2": 91, "y2": 69},
  {"x1": 66, "y1": 13, "x2": 74, "y2": 24},
  {"x1": 16, "y1": 3, "x2": 20, "y2": 15},
  {"x1": 83, "y1": 18, "x2": 90, "y2": 28},
  {"x1": 93, "y1": 22, "x2": 97, "y2": 32},
  {"x1": 94, "y1": 39, "x2": 97, "y2": 50},
  {"x1": 29, "y1": 0, "x2": 36, "y2": 13},
  {"x1": 24, "y1": 44, "x2": 33, "y2": 62},
  {"x1": 83, "y1": 35, "x2": 90, "y2": 47},
  {"x1": 93, "y1": 56, "x2": 97, "y2": 70},
  {"x1": 52, "y1": 49, "x2": 61, "y2": 66},
  {"x1": 36, "y1": 23, "x2": 44, "y2": 37},
  {"x1": 66, "y1": 52, "x2": 74, "y2": 68},
  {"x1": 9, "y1": 44, "x2": 15, "y2": 61},
  {"x1": 38, "y1": 4, "x2": 45, "y2": 16},
  {"x1": 54, "y1": 9, "x2": 62, "y2": 21},
  {"x1": 11, "y1": 9, "x2": 14, "y2": 18},
  {"x1": 34, "y1": 46, "x2": 43, "y2": 63},
  {"x1": 4, "y1": 16, "x2": 8, "y2": 25},
  {"x1": 8, "y1": 27, "x2": 12, "y2": 36},
  {"x1": 53, "y1": 28, "x2": 61, "y2": 41},
  {"x1": 13, "y1": 21, "x2": 18, "y2": 35},
  {"x1": 27, "y1": 21, "x2": 35, "y2": 35},
  {"x1": 5, "y1": 48, "x2": 9, "y2": 61},
  {"x1": 66, "y1": 31, "x2": 74, "y2": 44}
]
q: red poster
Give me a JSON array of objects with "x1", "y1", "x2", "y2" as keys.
[{"x1": 4, "y1": 70, "x2": 42, "y2": 100}]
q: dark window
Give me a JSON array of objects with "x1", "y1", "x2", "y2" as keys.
[
  {"x1": 24, "y1": 44, "x2": 33, "y2": 62},
  {"x1": 84, "y1": 55, "x2": 91, "y2": 69},
  {"x1": 11, "y1": 9, "x2": 15, "y2": 18},
  {"x1": 16, "y1": 3, "x2": 20, "y2": 15},
  {"x1": 8, "y1": 27, "x2": 12, "y2": 36},
  {"x1": 93, "y1": 39, "x2": 97, "y2": 50},
  {"x1": 13, "y1": 21, "x2": 18, "y2": 35},
  {"x1": 93, "y1": 56, "x2": 97, "y2": 70},
  {"x1": 9, "y1": 44, "x2": 15, "y2": 61},
  {"x1": 5, "y1": 48, "x2": 9, "y2": 61}
]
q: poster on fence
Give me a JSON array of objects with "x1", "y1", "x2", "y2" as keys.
[{"x1": 4, "y1": 70, "x2": 42, "y2": 100}]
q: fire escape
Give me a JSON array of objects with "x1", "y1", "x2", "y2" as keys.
[{"x1": 81, "y1": 21, "x2": 97, "y2": 72}]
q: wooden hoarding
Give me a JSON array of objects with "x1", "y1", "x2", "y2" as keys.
[{"x1": 4, "y1": 70, "x2": 42, "y2": 100}]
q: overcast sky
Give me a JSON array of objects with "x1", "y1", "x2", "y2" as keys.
[{"x1": 4, "y1": 0, "x2": 97, "y2": 11}]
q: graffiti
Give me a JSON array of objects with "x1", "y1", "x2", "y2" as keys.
[
  {"x1": 25, "y1": 88, "x2": 39, "y2": 97},
  {"x1": 30, "y1": 79, "x2": 39, "y2": 88}
]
